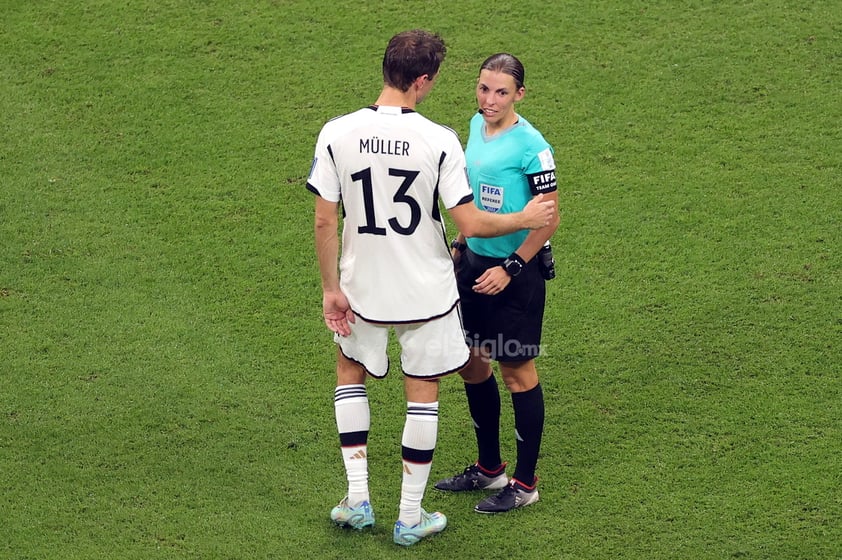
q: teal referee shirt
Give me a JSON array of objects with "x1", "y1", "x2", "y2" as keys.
[{"x1": 464, "y1": 112, "x2": 557, "y2": 258}]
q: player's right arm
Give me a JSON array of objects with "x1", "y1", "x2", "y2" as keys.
[
  {"x1": 314, "y1": 196, "x2": 354, "y2": 337},
  {"x1": 447, "y1": 193, "x2": 554, "y2": 238}
]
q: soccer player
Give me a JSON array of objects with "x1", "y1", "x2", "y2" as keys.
[
  {"x1": 435, "y1": 53, "x2": 560, "y2": 513},
  {"x1": 307, "y1": 32, "x2": 555, "y2": 545}
]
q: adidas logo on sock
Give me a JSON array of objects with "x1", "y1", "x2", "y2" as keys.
[{"x1": 350, "y1": 450, "x2": 367, "y2": 460}]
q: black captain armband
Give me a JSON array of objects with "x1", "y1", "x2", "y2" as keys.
[{"x1": 527, "y1": 169, "x2": 558, "y2": 195}]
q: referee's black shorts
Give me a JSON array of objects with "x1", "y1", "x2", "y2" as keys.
[{"x1": 456, "y1": 248, "x2": 546, "y2": 363}]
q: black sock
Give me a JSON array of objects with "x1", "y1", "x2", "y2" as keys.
[
  {"x1": 465, "y1": 375, "x2": 502, "y2": 470},
  {"x1": 511, "y1": 383, "x2": 544, "y2": 486}
]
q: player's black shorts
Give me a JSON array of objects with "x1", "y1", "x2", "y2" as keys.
[{"x1": 456, "y1": 248, "x2": 546, "y2": 362}]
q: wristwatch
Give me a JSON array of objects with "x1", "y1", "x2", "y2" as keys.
[
  {"x1": 450, "y1": 239, "x2": 467, "y2": 252},
  {"x1": 502, "y1": 253, "x2": 525, "y2": 277}
]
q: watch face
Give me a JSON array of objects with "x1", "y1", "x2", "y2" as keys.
[{"x1": 505, "y1": 258, "x2": 522, "y2": 276}]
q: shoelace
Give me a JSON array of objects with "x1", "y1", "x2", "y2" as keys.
[
  {"x1": 454, "y1": 465, "x2": 481, "y2": 480},
  {"x1": 486, "y1": 484, "x2": 517, "y2": 504}
]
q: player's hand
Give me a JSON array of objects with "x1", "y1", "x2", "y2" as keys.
[
  {"x1": 521, "y1": 193, "x2": 556, "y2": 230},
  {"x1": 473, "y1": 266, "x2": 512, "y2": 295},
  {"x1": 323, "y1": 290, "x2": 355, "y2": 337}
]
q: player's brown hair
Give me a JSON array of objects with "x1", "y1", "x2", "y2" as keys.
[{"x1": 382, "y1": 29, "x2": 447, "y2": 92}]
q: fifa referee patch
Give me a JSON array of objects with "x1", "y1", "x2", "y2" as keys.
[{"x1": 480, "y1": 183, "x2": 503, "y2": 212}]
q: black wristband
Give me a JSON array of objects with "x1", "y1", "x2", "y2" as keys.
[
  {"x1": 508, "y1": 252, "x2": 526, "y2": 267},
  {"x1": 451, "y1": 239, "x2": 467, "y2": 252}
]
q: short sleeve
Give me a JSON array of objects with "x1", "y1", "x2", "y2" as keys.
[
  {"x1": 524, "y1": 145, "x2": 557, "y2": 195},
  {"x1": 437, "y1": 133, "x2": 474, "y2": 209},
  {"x1": 306, "y1": 127, "x2": 341, "y2": 202}
]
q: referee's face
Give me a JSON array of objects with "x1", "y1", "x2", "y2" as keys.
[{"x1": 476, "y1": 69, "x2": 525, "y2": 126}]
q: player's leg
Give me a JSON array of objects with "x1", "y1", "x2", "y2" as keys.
[
  {"x1": 393, "y1": 376, "x2": 448, "y2": 546},
  {"x1": 330, "y1": 320, "x2": 388, "y2": 529},
  {"x1": 398, "y1": 376, "x2": 440, "y2": 526},
  {"x1": 330, "y1": 350, "x2": 374, "y2": 529},
  {"x1": 392, "y1": 310, "x2": 465, "y2": 545}
]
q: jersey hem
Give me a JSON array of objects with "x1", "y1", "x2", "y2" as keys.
[
  {"x1": 402, "y1": 352, "x2": 470, "y2": 379},
  {"x1": 352, "y1": 298, "x2": 460, "y2": 325}
]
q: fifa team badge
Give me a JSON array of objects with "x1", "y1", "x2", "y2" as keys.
[{"x1": 480, "y1": 183, "x2": 503, "y2": 213}]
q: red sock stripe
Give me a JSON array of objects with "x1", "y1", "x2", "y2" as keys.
[
  {"x1": 476, "y1": 461, "x2": 507, "y2": 477},
  {"x1": 511, "y1": 476, "x2": 538, "y2": 491}
]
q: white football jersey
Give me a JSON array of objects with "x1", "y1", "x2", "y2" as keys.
[{"x1": 307, "y1": 105, "x2": 473, "y2": 323}]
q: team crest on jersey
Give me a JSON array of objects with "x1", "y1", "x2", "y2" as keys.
[{"x1": 480, "y1": 183, "x2": 504, "y2": 213}]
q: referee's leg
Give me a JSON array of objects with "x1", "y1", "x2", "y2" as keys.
[{"x1": 499, "y1": 359, "x2": 544, "y2": 488}]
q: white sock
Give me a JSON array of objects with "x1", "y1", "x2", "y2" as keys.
[
  {"x1": 334, "y1": 384, "x2": 370, "y2": 506},
  {"x1": 398, "y1": 401, "x2": 439, "y2": 526}
]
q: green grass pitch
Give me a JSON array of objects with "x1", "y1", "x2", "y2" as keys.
[{"x1": 1, "y1": 1, "x2": 839, "y2": 558}]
